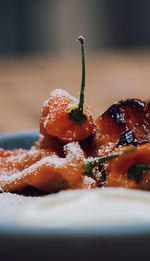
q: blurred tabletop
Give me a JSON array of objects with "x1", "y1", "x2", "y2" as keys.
[{"x1": 1, "y1": 51, "x2": 150, "y2": 134}]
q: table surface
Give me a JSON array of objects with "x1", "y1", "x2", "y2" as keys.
[{"x1": 1, "y1": 51, "x2": 150, "y2": 134}]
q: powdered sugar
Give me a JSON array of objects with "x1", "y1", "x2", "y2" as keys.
[
  {"x1": 0, "y1": 142, "x2": 84, "y2": 191},
  {"x1": 50, "y1": 89, "x2": 78, "y2": 104},
  {"x1": 64, "y1": 142, "x2": 84, "y2": 161},
  {"x1": 47, "y1": 88, "x2": 78, "y2": 112}
]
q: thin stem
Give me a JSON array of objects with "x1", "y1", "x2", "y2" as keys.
[
  {"x1": 83, "y1": 148, "x2": 135, "y2": 175},
  {"x1": 68, "y1": 35, "x2": 87, "y2": 125},
  {"x1": 77, "y1": 35, "x2": 85, "y2": 114}
]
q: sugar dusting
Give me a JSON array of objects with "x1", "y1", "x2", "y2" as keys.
[
  {"x1": 64, "y1": 142, "x2": 84, "y2": 161},
  {"x1": 41, "y1": 89, "x2": 79, "y2": 136},
  {"x1": 50, "y1": 89, "x2": 77, "y2": 101},
  {"x1": 43, "y1": 89, "x2": 78, "y2": 116},
  {"x1": 0, "y1": 141, "x2": 89, "y2": 226},
  {"x1": 42, "y1": 88, "x2": 92, "y2": 124},
  {"x1": 0, "y1": 142, "x2": 84, "y2": 191},
  {"x1": 0, "y1": 149, "x2": 54, "y2": 190},
  {"x1": 0, "y1": 156, "x2": 64, "y2": 190}
]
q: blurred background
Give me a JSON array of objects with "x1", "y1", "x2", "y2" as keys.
[{"x1": 1, "y1": 0, "x2": 150, "y2": 133}]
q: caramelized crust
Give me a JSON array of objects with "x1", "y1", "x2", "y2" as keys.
[{"x1": 86, "y1": 99, "x2": 150, "y2": 157}]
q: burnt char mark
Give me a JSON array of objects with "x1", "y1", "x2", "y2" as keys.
[
  {"x1": 107, "y1": 102, "x2": 124, "y2": 125},
  {"x1": 148, "y1": 100, "x2": 150, "y2": 110},
  {"x1": 122, "y1": 99, "x2": 144, "y2": 112},
  {"x1": 107, "y1": 99, "x2": 144, "y2": 125},
  {"x1": 117, "y1": 129, "x2": 150, "y2": 147},
  {"x1": 117, "y1": 130, "x2": 138, "y2": 147}
]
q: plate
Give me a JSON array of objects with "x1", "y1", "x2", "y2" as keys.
[{"x1": 0, "y1": 131, "x2": 150, "y2": 261}]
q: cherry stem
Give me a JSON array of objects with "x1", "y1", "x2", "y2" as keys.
[
  {"x1": 68, "y1": 35, "x2": 86, "y2": 125},
  {"x1": 77, "y1": 35, "x2": 85, "y2": 114}
]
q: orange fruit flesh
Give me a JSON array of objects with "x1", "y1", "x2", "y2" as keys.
[
  {"x1": 40, "y1": 89, "x2": 94, "y2": 142},
  {"x1": 106, "y1": 144, "x2": 150, "y2": 190},
  {"x1": 0, "y1": 143, "x2": 85, "y2": 193}
]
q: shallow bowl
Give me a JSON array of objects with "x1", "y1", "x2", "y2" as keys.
[{"x1": 0, "y1": 131, "x2": 150, "y2": 261}]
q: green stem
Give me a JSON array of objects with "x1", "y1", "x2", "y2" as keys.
[
  {"x1": 83, "y1": 148, "x2": 135, "y2": 175},
  {"x1": 78, "y1": 36, "x2": 85, "y2": 114},
  {"x1": 68, "y1": 35, "x2": 87, "y2": 125}
]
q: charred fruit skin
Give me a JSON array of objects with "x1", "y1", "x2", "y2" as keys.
[{"x1": 87, "y1": 99, "x2": 150, "y2": 157}]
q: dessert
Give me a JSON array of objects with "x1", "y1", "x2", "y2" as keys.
[{"x1": 0, "y1": 36, "x2": 150, "y2": 195}]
